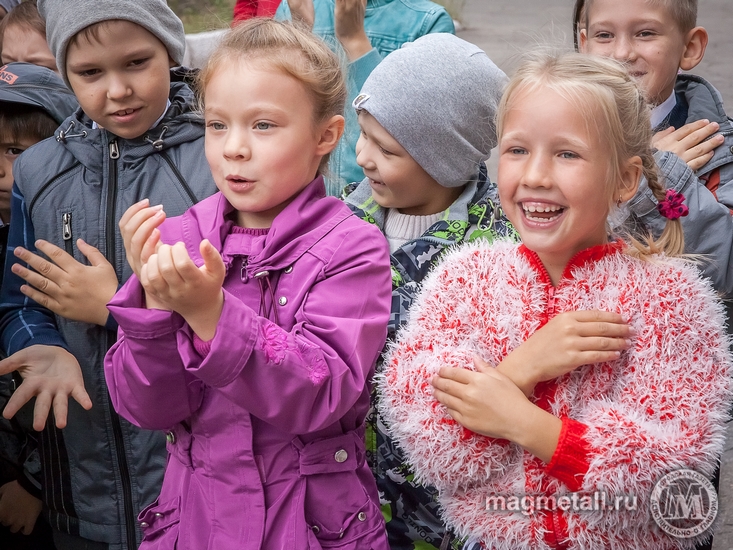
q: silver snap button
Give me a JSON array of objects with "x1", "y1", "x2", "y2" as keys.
[
  {"x1": 338, "y1": 529, "x2": 344, "y2": 539},
  {"x1": 155, "y1": 513, "x2": 163, "y2": 518},
  {"x1": 284, "y1": 265, "x2": 293, "y2": 274},
  {"x1": 166, "y1": 431, "x2": 176, "y2": 444},
  {"x1": 311, "y1": 525, "x2": 320, "y2": 534},
  {"x1": 358, "y1": 511, "x2": 366, "y2": 521},
  {"x1": 140, "y1": 521, "x2": 149, "y2": 528},
  {"x1": 730, "y1": 145, "x2": 733, "y2": 155},
  {"x1": 334, "y1": 449, "x2": 348, "y2": 463},
  {"x1": 278, "y1": 296, "x2": 287, "y2": 306}
]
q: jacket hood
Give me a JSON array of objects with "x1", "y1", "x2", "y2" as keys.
[
  {"x1": 170, "y1": 176, "x2": 355, "y2": 275},
  {"x1": 52, "y1": 79, "x2": 203, "y2": 172}
]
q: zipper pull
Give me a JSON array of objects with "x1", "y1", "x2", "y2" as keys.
[
  {"x1": 109, "y1": 139, "x2": 119, "y2": 159},
  {"x1": 62, "y1": 212, "x2": 72, "y2": 241},
  {"x1": 547, "y1": 285, "x2": 556, "y2": 316},
  {"x1": 240, "y1": 257, "x2": 249, "y2": 283}
]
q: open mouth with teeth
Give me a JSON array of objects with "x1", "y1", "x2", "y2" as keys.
[
  {"x1": 113, "y1": 108, "x2": 137, "y2": 116},
  {"x1": 522, "y1": 203, "x2": 565, "y2": 221}
]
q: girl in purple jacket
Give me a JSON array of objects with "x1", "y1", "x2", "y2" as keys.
[{"x1": 103, "y1": 18, "x2": 392, "y2": 550}]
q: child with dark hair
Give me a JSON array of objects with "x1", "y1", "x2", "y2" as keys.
[{"x1": 0, "y1": 61, "x2": 76, "y2": 550}]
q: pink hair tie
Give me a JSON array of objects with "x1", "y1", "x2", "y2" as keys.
[{"x1": 656, "y1": 189, "x2": 689, "y2": 220}]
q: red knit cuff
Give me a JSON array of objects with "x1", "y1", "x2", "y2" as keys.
[
  {"x1": 193, "y1": 333, "x2": 213, "y2": 357},
  {"x1": 545, "y1": 417, "x2": 591, "y2": 492}
]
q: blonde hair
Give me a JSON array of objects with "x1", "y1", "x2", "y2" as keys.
[
  {"x1": 496, "y1": 51, "x2": 684, "y2": 259},
  {"x1": 198, "y1": 18, "x2": 346, "y2": 174},
  {"x1": 586, "y1": 0, "x2": 698, "y2": 34}
]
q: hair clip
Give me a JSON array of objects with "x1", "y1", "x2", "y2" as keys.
[{"x1": 656, "y1": 189, "x2": 689, "y2": 220}]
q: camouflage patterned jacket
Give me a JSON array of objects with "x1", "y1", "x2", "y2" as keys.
[{"x1": 344, "y1": 169, "x2": 517, "y2": 550}]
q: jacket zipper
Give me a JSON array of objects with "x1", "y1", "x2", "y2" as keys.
[
  {"x1": 160, "y1": 151, "x2": 198, "y2": 205},
  {"x1": 61, "y1": 212, "x2": 73, "y2": 255},
  {"x1": 106, "y1": 137, "x2": 138, "y2": 550}
]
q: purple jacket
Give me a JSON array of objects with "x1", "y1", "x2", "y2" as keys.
[{"x1": 104, "y1": 178, "x2": 392, "y2": 549}]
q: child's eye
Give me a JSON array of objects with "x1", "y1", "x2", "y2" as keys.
[
  {"x1": 255, "y1": 122, "x2": 273, "y2": 130},
  {"x1": 77, "y1": 68, "x2": 100, "y2": 78},
  {"x1": 129, "y1": 57, "x2": 150, "y2": 67},
  {"x1": 559, "y1": 151, "x2": 579, "y2": 159},
  {"x1": 507, "y1": 147, "x2": 527, "y2": 155},
  {"x1": 637, "y1": 30, "x2": 656, "y2": 38},
  {"x1": 206, "y1": 121, "x2": 226, "y2": 131},
  {"x1": 594, "y1": 31, "x2": 613, "y2": 40},
  {"x1": 379, "y1": 146, "x2": 393, "y2": 156},
  {"x1": 6, "y1": 147, "x2": 25, "y2": 156}
]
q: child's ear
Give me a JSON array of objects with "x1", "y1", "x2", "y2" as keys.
[
  {"x1": 578, "y1": 28, "x2": 589, "y2": 53},
  {"x1": 316, "y1": 115, "x2": 345, "y2": 156},
  {"x1": 679, "y1": 27, "x2": 708, "y2": 71},
  {"x1": 619, "y1": 155, "x2": 642, "y2": 202}
]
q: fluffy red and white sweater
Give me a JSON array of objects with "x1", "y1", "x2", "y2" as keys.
[{"x1": 379, "y1": 240, "x2": 732, "y2": 550}]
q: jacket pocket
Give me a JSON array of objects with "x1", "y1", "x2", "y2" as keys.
[
  {"x1": 295, "y1": 432, "x2": 385, "y2": 549},
  {"x1": 138, "y1": 496, "x2": 181, "y2": 546}
]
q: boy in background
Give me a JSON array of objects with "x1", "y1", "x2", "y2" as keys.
[
  {"x1": 0, "y1": 1, "x2": 57, "y2": 72},
  {"x1": 580, "y1": 0, "x2": 733, "y2": 290},
  {"x1": 277, "y1": 0, "x2": 454, "y2": 195},
  {"x1": 0, "y1": 1, "x2": 216, "y2": 548}
]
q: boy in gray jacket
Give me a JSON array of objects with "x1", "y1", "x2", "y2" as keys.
[{"x1": 0, "y1": 1, "x2": 216, "y2": 548}]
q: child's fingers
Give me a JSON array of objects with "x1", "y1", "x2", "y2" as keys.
[
  {"x1": 118, "y1": 198, "x2": 150, "y2": 231},
  {"x1": 199, "y1": 240, "x2": 226, "y2": 281},
  {"x1": 436, "y1": 366, "x2": 474, "y2": 383},
  {"x1": 13, "y1": 246, "x2": 65, "y2": 280},
  {"x1": 140, "y1": 228, "x2": 161, "y2": 266},
  {"x1": 687, "y1": 150, "x2": 716, "y2": 172},
  {"x1": 76, "y1": 239, "x2": 110, "y2": 268},
  {"x1": 51, "y1": 392, "x2": 70, "y2": 430},
  {"x1": 565, "y1": 310, "x2": 627, "y2": 324},
  {"x1": 170, "y1": 242, "x2": 199, "y2": 281},
  {"x1": 151, "y1": 245, "x2": 185, "y2": 289},
  {"x1": 121, "y1": 205, "x2": 165, "y2": 252}
]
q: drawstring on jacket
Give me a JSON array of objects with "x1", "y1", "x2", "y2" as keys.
[
  {"x1": 56, "y1": 121, "x2": 88, "y2": 142},
  {"x1": 145, "y1": 126, "x2": 169, "y2": 151}
]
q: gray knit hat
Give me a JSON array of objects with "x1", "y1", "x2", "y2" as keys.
[
  {"x1": 353, "y1": 33, "x2": 507, "y2": 188},
  {"x1": 38, "y1": 0, "x2": 186, "y2": 86}
]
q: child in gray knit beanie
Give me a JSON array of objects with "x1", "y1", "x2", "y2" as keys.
[
  {"x1": 343, "y1": 33, "x2": 516, "y2": 550},
  {"x1": 38, "y1": 0, "x2": 185, "y2": 87}
]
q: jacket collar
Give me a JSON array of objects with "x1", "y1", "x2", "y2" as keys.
[
  {"x1": 344, "y1": 165, "x2": 487, "y2": 243},
  {"x1": 182, "y1": 175, "x2": 354, "y2": 275},
  {"x1": 518, "y1": 239, "x2": 626, "y2": 286}
]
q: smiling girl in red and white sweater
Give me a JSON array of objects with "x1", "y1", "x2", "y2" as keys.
[{"x1": 380, "y1": 52, "x2": 733, "y2": 550}]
